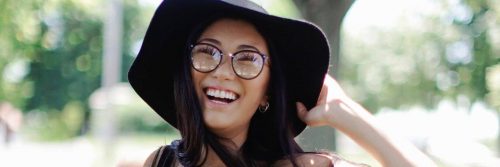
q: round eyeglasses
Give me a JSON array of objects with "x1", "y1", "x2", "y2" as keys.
[{"x1": 190, "y1": 43, "x2": 268, "y2": 80}]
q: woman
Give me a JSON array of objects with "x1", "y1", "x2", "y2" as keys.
[{"x1": 129, "y1": 0, "x2": 436, "y2": 166}]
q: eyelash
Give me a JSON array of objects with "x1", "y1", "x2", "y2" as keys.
[
  {"x1": 198, "y1": 46, "x2": 218, "y2": 54},
  {"x1": 237, "y1": 54, "x2": 257, "y2": 61}
]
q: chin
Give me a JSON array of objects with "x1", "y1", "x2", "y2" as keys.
[{"x1": 203, "y1": 112, "x2": 233, "y2": 129}]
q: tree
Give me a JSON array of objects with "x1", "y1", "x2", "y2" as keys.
[
  {"x1": 292, "y1": 0, "x2": 355, "y2": 151},
  {"x1": 455, "y1": 0, "x2": 500, "y2": 154},
  {"x1": 0, "y1": 0, "x2": 40, "y2": 110},
  {"x1": 25, "y1": 0, "x2": 104, "y2": 138},
  {"x1": 340, "y1": 0, "x2": 499, "y2": 155},
  {"x1": 0, "y1": 0, "x2": 152, "y2": 140},
  {"x1": 292, "y1": 0, "x2": 499, "y2": 154}
]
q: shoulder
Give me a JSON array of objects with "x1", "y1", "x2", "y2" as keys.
[
  {"x1": 143, "y1": 145, "x2": 169, "y2": 167},
  {"x1": 273, "y1": 153, "x2": 331, "y2": 167},
  {"x1": 296, "y1": 153, "x2": 333, "y2": 166},
  {"x1": 144, "y1": 147, "x2": 161, "y2": 167},
  {"x1": 322, "y1": 153, "x2": 371, "y2": 167},
  {"x1": 143, "y1": 145, "x2": 174, "y2": 167},
  {"x1": 274, "y1": 153, "x2": 370, "y2": 167}
]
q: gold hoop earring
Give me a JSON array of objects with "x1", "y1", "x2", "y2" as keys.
[{"x1": 259, "y1": 102, "x2": 269, "y2": 113}]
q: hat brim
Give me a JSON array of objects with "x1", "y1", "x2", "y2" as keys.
[{"x1": 128, "y1": 0, "x2": 330, "y2": 136}]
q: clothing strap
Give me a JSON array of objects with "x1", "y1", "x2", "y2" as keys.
[
  {"x1": 151, "y1": 145, "x2": 163, "y2": 166},
  {"x1": 153, "y1": 140, "x2": 181, "y2": 167}
]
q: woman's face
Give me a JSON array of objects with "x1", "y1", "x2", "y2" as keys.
[{"x1": 191, "y1": 19, "x2": 270, "y2": 136}]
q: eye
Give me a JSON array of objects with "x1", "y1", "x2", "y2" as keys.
[
  {"x1": 191, "y1": 44, "x2": 221, "y2": 72},
  {"x1": 194, "y1": 45, "x2": 219, "y2": 56},
  {"x1": 236, "y1": 52, "x2": 260, "y2": 62}
]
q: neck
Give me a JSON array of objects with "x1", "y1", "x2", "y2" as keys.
[
  {"x1": 222, "y1": 129, "x2": 248, "y2": 150},
  {"x1": 210, "y1": 123, "x2": 250, "y2": 150},
  {"x1": 203, "y1": 145, "x2": 229, "y2": 166},
  {"x1": 201, "y1": 124, "x2": 250, "y2": 166}
]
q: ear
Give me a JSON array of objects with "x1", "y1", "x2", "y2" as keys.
[{"x1": 260, "y1": 95, "x2": 269, "y2": 106}]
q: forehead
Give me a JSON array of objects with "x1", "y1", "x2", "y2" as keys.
[{"x1": 198, "y1": 18, "x2": 268, "y2": 54}]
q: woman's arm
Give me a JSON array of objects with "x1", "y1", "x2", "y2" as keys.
[{"x1": 297, "y1": 74, "x2": 436, "y2": 167}]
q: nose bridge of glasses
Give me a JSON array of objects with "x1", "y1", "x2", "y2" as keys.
[
  {"x1": 211, "y1": 52, "x2": 237, "y2": 79},
  {"x1": 212, "y1": 51, "x2": 229, "y2": 68}
]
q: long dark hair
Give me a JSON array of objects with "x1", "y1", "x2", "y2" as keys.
[{"x1": 172, "y1": 14, "x2": 303, "y2": 167}]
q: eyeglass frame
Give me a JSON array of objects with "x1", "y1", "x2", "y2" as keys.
[{"x1": 189, "y1": 42, "x2": 269, "y2": 80}]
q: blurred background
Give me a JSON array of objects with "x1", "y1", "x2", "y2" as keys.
[{"x1": 0, "y1": 0, "x2": 499, "y2": 166}]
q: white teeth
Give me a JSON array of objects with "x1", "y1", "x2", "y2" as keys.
[
  {"x1": 215, "y1": 90, "x2": 221, "y2": 97},
  {"x1": 206, "y1": 88, "x2": 237, "y2": 100}
]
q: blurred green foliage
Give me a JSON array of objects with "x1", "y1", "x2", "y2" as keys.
[
  {"x1": 341, "y1": 0, "x2": 500, "y2": 111},
  {"x1": 23, "y1": 101, "x2": 85, "y2": 140},
  {"x1": 25, "y1": 0, "x2": 103, "y2": 132},
  {"x1": 0, "y1": 0, "x2": 155, "y2": 140},
  {"x1": 250, "y1": 0, "x2": 301, "y2": 18},
  {"x1": 453, "y1": 0, "x2": 495, "y2": 101},
  {"x1": 1, "y1": 0, "x2": 104, "y2": 140},
  {"x1": 115, "y1": 100, "x2": 174, "y2": 135}
]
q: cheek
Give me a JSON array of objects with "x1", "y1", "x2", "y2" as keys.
[
  {"x1": 191, "y1": 71, "x2": 206, "y2": 100},
  {"x1": 258, "y1": 68, "x2": 270, "y2": 91},
  {"x1": 245, "y1": 81, "x2": 267, "y2": 98},
  {"x1": 244, "y1": 69, "x2": 270, "y2": 101}
]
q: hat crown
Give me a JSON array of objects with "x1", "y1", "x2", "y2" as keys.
[{"x1": 220, "y1": 0, "x2": 268, "y2": 14}]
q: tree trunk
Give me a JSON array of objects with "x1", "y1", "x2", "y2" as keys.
[
  {"x1": 91, "y1": 0, "x2": 123, "y2": 165},
  {"x1": 293, "y1": 0, "x2": 354, "y2": 152}
]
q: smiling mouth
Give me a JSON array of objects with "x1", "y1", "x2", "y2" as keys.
[{"x1": 204, "y1": 88, "x2": 240, "y2": 104}]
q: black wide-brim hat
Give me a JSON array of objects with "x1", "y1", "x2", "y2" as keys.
[{"x1": 128, "y1": 0, "x2": 330, "y2": 136}]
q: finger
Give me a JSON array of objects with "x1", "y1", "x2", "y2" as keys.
[
  {"x1": 296, "y1": 102, "x2": 308, "y2": 122},
  {"x1": 316, "y1": 84, "x2": 328, "y2": 105},
  {"x1": 303, "y1": 104, "x2": 332, "y2": 127}
]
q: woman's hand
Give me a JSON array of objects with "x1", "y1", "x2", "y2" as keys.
[
  {"x1": 296, "y1": 74, "x2": 437, "y2": 167},
  {"x1": 296, "y1": 74, "x2": 357, "y2": 128}
]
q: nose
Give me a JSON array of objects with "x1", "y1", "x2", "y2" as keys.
[{"x1": 210, "y1": 55, "x2": 236, "y2": 80}]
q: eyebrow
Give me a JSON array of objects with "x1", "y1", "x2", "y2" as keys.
[
  {"x1": 198, "y1": 38, "x2": 261, "y2": 52},
  {"x1": 198, "y1": 38, "x2": 221, "y2": 45}
]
